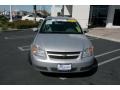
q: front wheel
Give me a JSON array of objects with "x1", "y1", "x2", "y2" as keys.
[{"x1": 28, "y1": 52, "x2": 32, "y2": 65}]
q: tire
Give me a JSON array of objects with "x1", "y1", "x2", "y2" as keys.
[{"x1": 28, "y1": 52, "x2": 32, "y2": 65}]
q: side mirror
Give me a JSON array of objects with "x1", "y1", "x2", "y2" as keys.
[
  {"x1": 83, "y1": 28, "x2": 89, "y2": 33},
  {"x1": 32, "y1": 28, "x2": 38, "y2": 32}
]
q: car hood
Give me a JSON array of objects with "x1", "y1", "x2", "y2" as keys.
[{"x1": 34, "y1": 34, "x2": 92, "y2": 52}]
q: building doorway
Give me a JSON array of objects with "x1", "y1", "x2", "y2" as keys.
[
  {"x1": 89, "y1": 5, "x2": 109, "y2": 28},
  {"x1": 113, "y1": 9, "x2": 120, "y2": 26}
]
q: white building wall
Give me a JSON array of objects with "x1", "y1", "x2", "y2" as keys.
[
  {"x1": 72, "y1": 5, "x2": 90, "y2": 29},
  {"x1": 51, "y1": 5, "x2": 62, "y2": 16},
  {"x1": 51, "y1": 6, "x2": 57, "y2": 16},
  {"x1": 106, "y1": 5, "x2": 120, "y2": 28},
  {"x1": 51, "y1": 5, "x2": 90, "y2": 29}
]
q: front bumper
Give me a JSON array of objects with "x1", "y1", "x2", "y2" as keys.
[{"x1": 30, "y1": 54, "x2": 95, "y2": 73}]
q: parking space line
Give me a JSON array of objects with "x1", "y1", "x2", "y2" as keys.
[
  {"x1": 18, "y1": 45, "x2": 120, "y2": 59},
  {"x1": 95, "y1": 48, "x2": 120, "y2": 58},
  {"x1": 59, "y1": 55, "x2": 120, "y2": 80},
  {"x1": 18, "y1": 47, "x2": 25, "y2": 51},
  {"x1": 59, "y1": 77, "x2": 67, "y2": 80},
  {"x1": 98, "y1": 56, "x2": 120, "y2": 66},
  {"x1": 4, "y1": 35, "x2": 33, "y2": 40},
  {"x1": 18, "y1": 45, "x2": 30, "y2": 51},
  {"x1": 17, "y1": 45, "x2": 120, "y2": 80}
]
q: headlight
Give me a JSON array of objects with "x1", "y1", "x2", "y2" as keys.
[
  {"x1": 82, "y1": 47, "x2": 94, "y2": 58},
  {"x1": 31, "y1": 45, "x2": 46, "y2": 58}
]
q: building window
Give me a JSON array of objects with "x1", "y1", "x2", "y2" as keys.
[
  {"x1": 89, "y1": 5, "x2": 109, "y2": 28},
  {"x1": 113, "y1": 9, "x2": 120, "y2": 26}
]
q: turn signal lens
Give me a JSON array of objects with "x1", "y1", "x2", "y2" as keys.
[
  {"x1": 31, "y1": 45, "x2": 46, "y2": 59},
  {"x1": 82, "y1": 46, "x2": 94, "y2": 58},
  {"x1": 89, "y1": 46, "x2": 94, "y2": 56},
  {"x1": 31, "y1": 45, "x2": 38, "y2": 54}
]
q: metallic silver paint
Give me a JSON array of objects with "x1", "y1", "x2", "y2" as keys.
[{"x1": 30, "y1": 17, "x2": 95, "y2": 73}]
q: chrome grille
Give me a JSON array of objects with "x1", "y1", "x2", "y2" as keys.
[{"x1": 47, "y1": 51, "x2": 80, "y2": 59}]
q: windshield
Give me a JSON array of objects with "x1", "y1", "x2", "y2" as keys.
[{"x1": 39, "y1": 19, "x2": 83, "y2": 34}]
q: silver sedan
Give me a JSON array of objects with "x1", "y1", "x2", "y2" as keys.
[{"x1": 29, "y1": 16, "x2": 95, "y2": 73}]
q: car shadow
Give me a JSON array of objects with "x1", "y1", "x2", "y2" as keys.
[{"x1": 40, "y1": 58, "x2": 98, "y2": 78}]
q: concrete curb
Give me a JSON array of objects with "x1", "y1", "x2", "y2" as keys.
[
  {"x1": 0, "y1": 28, "x2": 32, "y2": 32},
  {"x1": 86, "y1": 33, "x2": 120, "y2": 43}
]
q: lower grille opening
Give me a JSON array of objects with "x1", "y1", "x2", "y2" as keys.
[
  {"x1": 49, "y1": 55, "x2": 78, "y2": 59},
  {"x1": 35, "y1": 66, "x2": 48, "y2": 71},
  {"x1": 51, "y1": 67, "x2": 77, "y2": 72}
]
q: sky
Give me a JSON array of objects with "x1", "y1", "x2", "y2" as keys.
[{"x1": 0, "y1": 5, "x2": 51, "y2": 13}]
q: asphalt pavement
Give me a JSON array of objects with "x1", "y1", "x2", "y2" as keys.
[{"x1": 0, "y1": 30, "x2": 120, "y2": 85}]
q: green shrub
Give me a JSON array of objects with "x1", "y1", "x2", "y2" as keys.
[
  {"x1": 1, "y1": 25, "x2": 8, "y2": 30},
  {"x1": 0, "y1": 15, "x2": 9, "y2": 24},
  {"x1": 8, "y1": 20, "x2": 39, "y2": 29},
  {"x1": 0, "y1": 15, "x2": 9, "y2": 30},
  {"x1": 0, "y1": 22, "x2": 2, "y2": 27},
  {"x1": 7, "y1": 22, "x2": 15, "y2": 28}
]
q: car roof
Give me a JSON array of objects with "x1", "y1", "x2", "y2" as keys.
[{"x1": 46, "y1": 16, "x2": 75, "y2": 20}]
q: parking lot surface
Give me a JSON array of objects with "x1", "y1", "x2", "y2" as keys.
[{"x1": 0, "y1": 30, "x2": 120, "y2": 85}]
